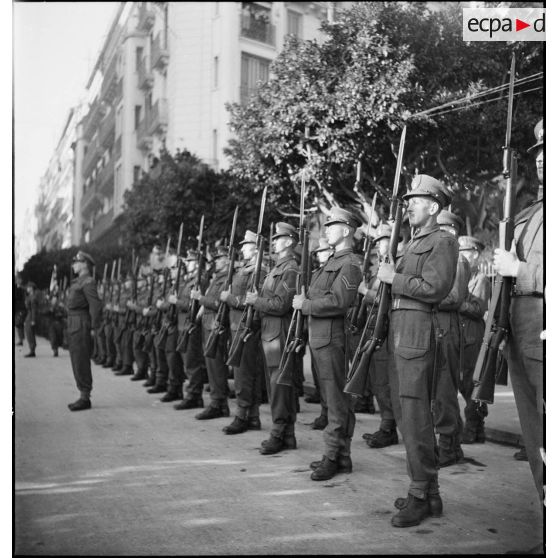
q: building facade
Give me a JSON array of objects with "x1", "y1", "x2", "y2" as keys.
[{"x1": 70, "y1": 2, "x2": 331, "y2": 247}]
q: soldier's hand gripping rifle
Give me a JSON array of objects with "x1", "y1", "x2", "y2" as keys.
[
  {"x1": 168, "y1": 222, "x2": 185, "y2": 325},
  {"x1": 139, "y1": 267, "x2": 157, "y2": 352},
  {"x1": 472, "y1": 54, "x2": 517, "y2": 405},
  {"x1": 276, "y1": 175, "x2": 310, "y2": 387},
  {"x1": 105, "y1": 260, "x2": 116, "y2": 321},
  {"x1": 124, "y1": 250, "x2": 140, "y2": 326},
  {"x1": 204, "y1": 206, "x2": 239, "y2": 358},
  {"x1": 348, "y1": 189, "x2": 377, "y2": 333},
  {"x1": 344, "y1": 126, "x2": 407, "y2": 396},
  {"x1": 153, "y1": 237, "x2": 172, "y2": 347},
  {"x1": 185, "y1": 215, "x2": 205, "y2": 338},
  {"x1": 227, "y1": 187, "x2": 267, "y2": 367}
]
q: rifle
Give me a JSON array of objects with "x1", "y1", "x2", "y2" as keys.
[
  {"x1": 105, "y1": 260, "x2": 116, "y2": 321},
  {"x1": 227, "y1": 187, "x2": 267, "y2": 367},
  {"x1": 348, "y1": 190, "x2": 377, "y2": 333},
  {"x1": 154, "y1": 234, "x2": 174, "y2": 349},
  {"x1": 472, "y1": 54, "x2": 517, "y2": 404},
  {"x1": 124, "y1": 251, "x2": 141, "y2": 326},
  {"x1": 113, "y1": 257, "x2": 124, "y2": 341},
  {"x1": 277, "y1": 176, "x2": 309, "y2": 386},
  {"x1": 204, "y1": 206, "x2": 239, "y2": 358},
  {"x1": 344, "y1": 125, "x2": 407, "y2": 396},
  {"x1": 101, "y1": 262, "x2": 108, "y2": 305},
  {"x1": 49, "y1": 265, "x2": 58, "y2": 296},
  {"x1": 168, "y1": 222, "x2": 185, "y2": 324}
]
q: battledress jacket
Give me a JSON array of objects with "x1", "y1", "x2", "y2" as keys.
[
  {"x1": 199, "y1": 269, "x2": 229, "y2": 332},
  {"x1": 66, "y1": 275, "x2": 102, "y2": 329}
]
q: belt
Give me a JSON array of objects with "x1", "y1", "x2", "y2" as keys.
[
  {"x1": 392, "y1": 297, "x2": 435, "y2": 312},
  {"x1": 67, "y1": 309, "x2": 89, "y2": 316},
  {"x1": 511, "y1": 291, "x2": 544, "y2": 298}
]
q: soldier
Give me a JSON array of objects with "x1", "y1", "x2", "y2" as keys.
[
  {"x1": 94, "y1": 280, "x2": 107, "y2": 365},
  {"x1": 359, "y1": 223, "x2": 400, "y2": 449},
  {"x1": 66, "y1": 251, "x2": 102, "y2": 411},
  {"x1": 493, "y1": 119, "x2": 544, "y2": 510},
  {"x1": 434, "y1": 210, "x2": 471, "y2": 467},
  {"x1": 23, "y1": 282, "x2": 39, "y2": 358},
  {"x1": 190, "y1": 246, "x2": 231, "y2": 419},
  {"x1": 111, "y1": 274, "x2": 125, "y2": 373},
  {"x1": 14, "y1": 273, "x2": 27, "y2": 346},
  {"x1": 44, "y1": 291, "x2": 66, "y2": 357},
  {"x1": 246, "y1": 222, "x2": 299, "y2": 454},
  {"x1": 457, "y1": 236, "x2": 490, "y2": 444},
  {"x1": 220, "y1": 230, "x2": 266, "y2": 435},
  {"x1": 102, "y1": 278, "x2": 117, "y2": 369},
  {"x1": 173, "y1": 250, "x2": 209, "y2": 410},
  {"x1": 115, "y1": 272, "x2": 136, "y2": 376},
  {"x1": 376, "y1": 175, "x2": 458, "y2": 527},
  {"x1": 307, "y1": 237, "x2": 334, "y2": 431},
  {"x1": 293, "y1": 207, "x2": 363, "y2": 481}
]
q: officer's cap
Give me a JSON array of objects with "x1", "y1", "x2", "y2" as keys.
[
  {"x1": 458, "y1": 235, "x2": 485, "y2": 252},
  {"x1": 437, "y1": 209, "x2": 464, "y2": 232},
  {"x1": 213, "y1": 246, "x2": 228, "y2": 259},
  {"x1": 324, "y1": 207, "x2": 362, "y2": 229},
  {"x1": 527, "y1": 118, "x2": 544, "y2": 154},
  {"x1": 239, "y1": 230, "x2": 258, "y2": 245},
  {"x1": 272, "y1": 222, "x2": 298, "y2": 241},
  {"x1": 73, "y1": 250, "x2": 95, "y2": 266},
  {"x1": 184, "y1": 249, "x2": 198, "y2": 262},
  {"x1": 312, "y1": 237, "x2": 332, "y2": 253},
  {"x1": 403, "y1": 175, "x2": 452, "y2": 208}
]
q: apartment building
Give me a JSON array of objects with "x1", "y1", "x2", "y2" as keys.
[{"x1": 72, "y1": 2, "x2": 331, "y2": 247}]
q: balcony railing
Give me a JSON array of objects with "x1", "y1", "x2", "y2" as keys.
[
  {"x1": 151, "y1": 32, "x2": 170, "y2": 72},
  {"x1": 91, "y1": 207, "x2": 115, "y2": 242},
  {"x1": 97, "y1": 160, "x2": 115, "y2": 193},
  {"x1": 136, "y1": 118, "x2": 153, "y2": 151},
  {"x1": 98, "y1": 110, "x2": 115, "y2": 149},
  {"x1": 82, "y1": 139, "x2": 101, "y2": 178},
  {"x1": 137, "y1": 57, "x2": 154, "y2": 90},
  {"x1": 113, "y1": 135, "x2": 122, "y2": 160},
  {"x1": 240, "y1": 13, "x2": 276, "y2": 46},
  {"x1": 114, "y1": 78, "x2": 123, "y2": 102},
  {"x1": 137, "y1": 3, "x2": 155, "y2": 32},
  {"x1": 100, "y1": 55, "x2": 119, "y2": 103},
  {"x1": 82, "y1": 100, "x2": 108, "y2": 141},
  {"x1": 147, "y1": 98, "x2": 168, "y2": 135}
]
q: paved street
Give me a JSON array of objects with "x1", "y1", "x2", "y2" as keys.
[{"x1": 14, "y1": 338, "x2": 544, "y2": 555}]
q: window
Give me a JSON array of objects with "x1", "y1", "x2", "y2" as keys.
[
  {"x1": 134, "y1": 105, "x2": 142, "y2": 130},
  {"x1": 115, "y1": 106, "x2": 123, "y2": 137},
  {"x1": 213, "y1": 56, "x2": 219, "y2": 88},
  {"x1": 240, "y1": 53, "x2": 270, "y2": 104},
  {"x1": 287, "y1": 10, "x2": 302, "y2": 38},
  {"x1": 135, "y1": 47, "x2": 144, "y2": 72},
  {"x1": 240, "y1": 2, "x2": 275, "y2": 46},
  {"x1": 133, "y1": 165, "x2": 142, "y2": 184}
]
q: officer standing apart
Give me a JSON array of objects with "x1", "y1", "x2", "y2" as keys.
[
  {"x1": 493, "y1": 119, "x2": 544, "y2": 510},
  {"x1": 66, "y1": 251, "x2": 102, "y2": 411},
  {"x1": 377, "y1": 175, "x2": 458, "y2": 527},
  {"x1": 293, "y1": 208, "x2": 363, "y2": 481},
  {"x1": 24, "y1": 282, "x2": 39, "y2": 358},
  {"x1": 246, "y1": 222, "x2": 299, "y2": 455}
]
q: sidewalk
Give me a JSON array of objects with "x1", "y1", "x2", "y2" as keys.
[{"x1": 14, "y1": 338, "x2": 543, "y2": 556}]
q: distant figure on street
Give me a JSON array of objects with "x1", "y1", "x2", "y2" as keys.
[
  {"x1": 14, "y1": 273, "x2": 27, "y2": 346},
  {"x1": 24, "y1": 282, "x2": 39, "y2": 358},
  {"x1": 66, "y1": 251, "x2": 102, "y2": 411}
]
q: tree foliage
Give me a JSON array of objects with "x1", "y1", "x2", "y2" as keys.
[{"x1": 225, "y1": 2, "x2": 543, "y2": 244}]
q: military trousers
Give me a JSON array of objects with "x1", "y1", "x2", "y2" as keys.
[
  {"x1": 507, "y1": 296, "x2": 544, "y2": 502},
  {"x1": 132, "y1": 329, "x2": 149, "y2": 375},
  {"x1": 121, "y1": 326, "x2": 135, "y2": 368},
  {"x1": 371, "y1": 342, "x2": 396, "y2": 431},
  {"x1": 96, "y1": 324, "x2": 107, "y2": 362},
  {"x1": 67, "y1": 312, "x2": 93, "y2": 398},
  {"x1": 310, "y1": 351, "x2": 328, "y2": 418},
  {"x1": 49, "y1": 320, "x2": 64, "y2": 351},
  {"x1": 262, "y1": 337, "x2": 297, "y2": 438},
  {"x1": 114, "y1": 320, "x2": 123, "y2": 365},
  {"x1": 181, "y1": 325, "x2": 207, "y2": 398},
  {"x1": 434, "y1": 311, "x2": 462, "y2": 439},
  {"x1": 201, "y1": 326, "x2": 229, "y2": 406},
  {"x1": 103, "y1": 322, "x2": 116, "y2": 366},
  {"x1": 310, "y1": 338, "x2": 355, "y2": 461},
  {"x1": 390, "y1": 310, "x2": 439, "y2": 500},
  {"x1": 164, "y1": 326, "x2": 184, "y2": 388},
  {"x1": 231, "y1": 328, "x2": 263, "y2": 419},
  {"x1": 24, "y1": 316, "x2": 36, "y2": 352}
]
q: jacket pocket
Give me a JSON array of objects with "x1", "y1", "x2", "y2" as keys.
[
  {"x1": 308, "y1": 318, "x2": 332, "y2": 349},
  {"x1": 261, "y1": 317, "x2": 281, "y2": 342}
]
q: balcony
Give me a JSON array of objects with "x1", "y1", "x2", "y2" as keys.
[
  {"x1": 91, "y1": 208, "x2": 115, "y2": 243},
  {"x1": 137, "y1": 3, "x2": 155, "y2": 32},
  {"x1": 151, "y1": 32, "x2": 170, "y2": 72},
  {"x1": 136, "y1": 118, "x2": 153, "y2": 151},
  {"x1": 147, "y1": 98, "x2": 168, "y2": 135},
  {"x1": 82, "y1": 100, "x2": 108, "y2": 141},
  {"x1": 113, "y1": 135, "x2": 122, "y2": 160},
  {"x1": 81, "y1": 183, "x2": 102, "y2": 212},
  {"x1": 98, "y1": 111, "x2": 115, "y2": 149},
  {"x1": 240, "y1": 12, "x2": 276, "y2": 46},
  {"x1": 137, "y1": 58, "x2": 154, "y2": 90},
  {"x1": 82, "y1": 139, "x2": 101, "y2": 178},
  {"x1": 114, "y1": 78, "x2": 123, "y2": 102},
  {"x1": 100, "y1": 55, "x2": 119, "y2": 103},
  {"x1": 97, "y1": 159, "x2": 115, "y2": 194}
]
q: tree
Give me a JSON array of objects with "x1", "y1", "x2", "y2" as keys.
[{"x1": 225, "y1": 2, "x2": 543, "y2": 244}]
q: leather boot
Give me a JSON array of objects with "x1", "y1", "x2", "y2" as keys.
[
  {"x1": 364, "y1": 428, "x2": 398, "y2": 449},
  {"x1": 147, "y1": 383, "x2": 167, "y2": 394},
  {"x1": 130, "y1": 369, "x2": 148, "y2": 381},
  {"x1": 68, "y1": 398, "x2": 92, "y2": 411},
  {"x1": 462, "y1": 421, "x2": 479, "y2": 444},
  {"x1": 394, "y1": 494, "x2": 443, "y2": 518},
  {"x1": 391, "y1": 494, "x2": 432, "y2": 527},
  {"x1": 53, "y1": 349, "x2": 59, "y2": 357},
  {"x1": 223, "y1": 416, "x2": 249, "y2": 435},
  {"x1": 143, "y1": 376, "x2": 156, "y2": 387},
  {"x1": 174, "y1": 397, "x2": 204, "y2": 410},
  {"x1": 24, "y1": 352, "x2": 36, "y2": 358},
  {"x1": 161, "y1": 387, "x2": 183, "y2": 402},
  {"x1": 310, "y1": 456, "x2": 339, "y2": 481},
  {"x1": 115, "y1": 365, "x2": 134, "y2": 376},
  {"x1": 112, "y1": 362, "x2": 123, "y2": 372},
  {"x1": 310, "y1": 455, "x2": 352, "y2": 473},
  {"x1": 304, "y1": 392, "x2": 321, "y2": 404},
  {"x1": 311, "y1": 415, "x2": 328, "y2": 430},
  {"x1": 102, "y1": 360, "x2": 114, "y2": 368},
  {"x1": 260, "y1": 435, "x2": 297, "y2": 454},
  {"x1": 514, "y1": 447, "x2": 528, "y2": 461},
  {"x1": 196, "y1": 405, "x2": 229, "y2": 420},
  {"x1": 247, "y1": 416, "x2": 261, "y2": 430}
]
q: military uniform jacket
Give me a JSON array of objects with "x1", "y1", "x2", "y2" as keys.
[
  {"x1": 25, "y1": 293, "x2": 39, "y2": 324},
  {"x1": 390, "y1": 225, "x2": 458, "y2": 353},
  {"x1": 226, "y1": 261, "x2": 266, "y2": 332},
  {"x1": 175, "y1": 273, "x2": 196, "y2": 330},
  {"x1": 200, "y1": 269, "x2": 228, "y2": 331},
  {"x1": 459, "y1": 270, "x2": 490, "y2": 346},
  {"x1": 513, "y1": 198, "x2": 543, "y2": 296},
  {"x1": 66, "y1": 275, "x2": 102, "y2": 329},
  {"x1": 253, "y1": 254, "x2": 298, "y2": 342},
  {"x1": 301, "y1": 248, "x2": 362, "y2": 349}
]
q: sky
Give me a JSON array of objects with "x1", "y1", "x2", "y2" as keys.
[{"x1": 13, "y1": 2, "x2": 119, "y2": 239}]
